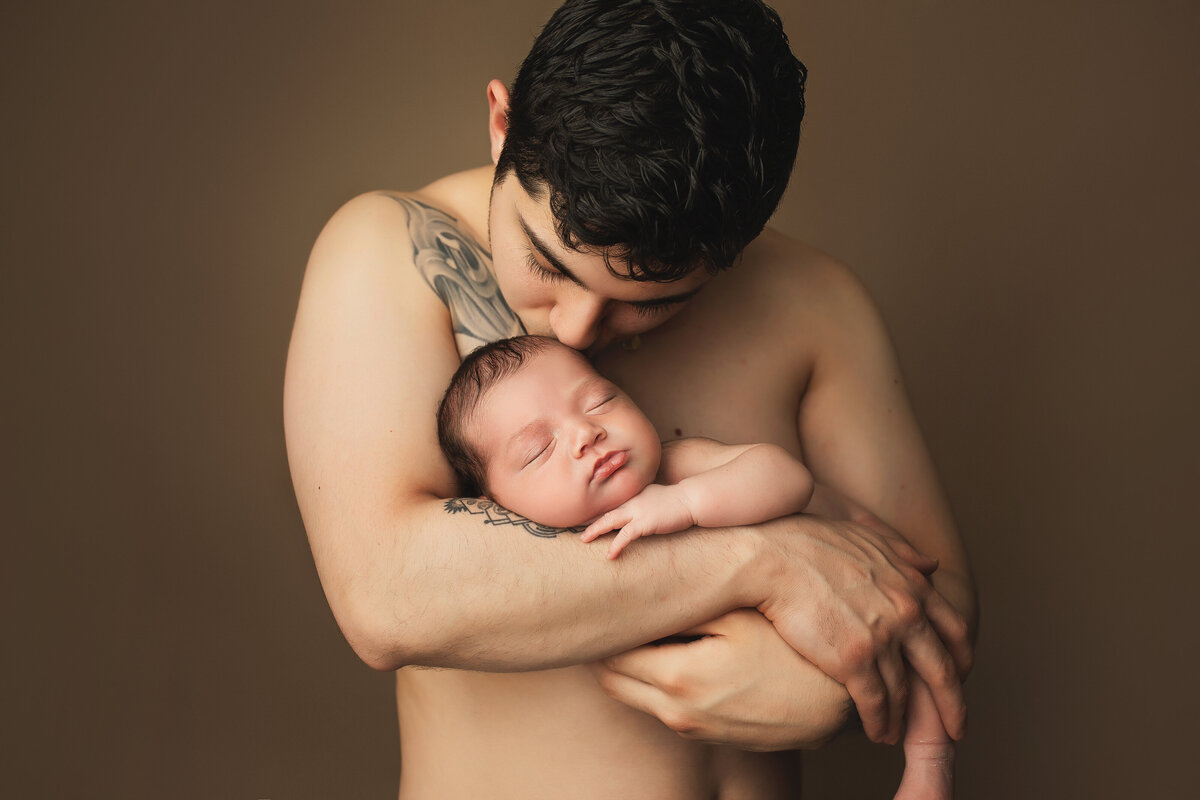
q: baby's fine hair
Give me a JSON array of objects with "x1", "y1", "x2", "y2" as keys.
[{"x1": 437, "y1": 335, "x2": 575, "y2": 496}]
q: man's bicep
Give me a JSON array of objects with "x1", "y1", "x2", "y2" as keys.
[
  {"x1": 284, "y1": 193, "x2": 463, "y2": 582},
  {"x1": 795, "y1": 264, "x2": 968, "y2": 575}
]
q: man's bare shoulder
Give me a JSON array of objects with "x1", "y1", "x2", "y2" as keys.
[
  {"x1": 744, "y1": 228, "x2": 869, "y2": 307},
  {"x1": 310, "y1": 165, "x2": 492, "y2": 268},
  {"x1": 307, "y1": 170, "x2": 520, "y2": 355},
  {"x1": 414, "y1": 165, "x2": 494, "y2": 238},
  {"x1": 681, "y1": 226, "x2": 878, "y2": 362}
]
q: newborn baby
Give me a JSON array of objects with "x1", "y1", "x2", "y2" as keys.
[
  {"x1": 436, "y1": 334, "x2": 813, "y2": 557},
  {"x1": 437, "y1": 334, "x2": 954, "y2": 799}
]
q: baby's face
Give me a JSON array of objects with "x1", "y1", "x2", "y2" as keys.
[{"x1": 472, "y1": 344, "x2": 661, "y2": 527}]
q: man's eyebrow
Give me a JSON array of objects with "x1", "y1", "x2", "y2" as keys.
[{"x1": 518, "y1": 214, "x2": 704, "y2": 308}]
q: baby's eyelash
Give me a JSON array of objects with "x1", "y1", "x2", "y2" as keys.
[
  {"x1": 588, "y1": 394, "x2": 616, "y2": 411},
  {"x1": 526, "y1": 251, "x2": 567, "y2": 284},
  {"x1": 524, "y1": 439, "x2": 553, "y2": 467}
]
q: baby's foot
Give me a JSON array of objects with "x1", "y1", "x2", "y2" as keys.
[{"x1": 894, "y1": 740, "x2": 954, "y2": 800}]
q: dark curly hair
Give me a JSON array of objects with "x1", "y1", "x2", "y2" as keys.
[
  {"x1": 437, "y1": 335, "x2": 576, "y2": 496},
  {"x1": 495, "y1": 0, "x2": 807, "y2": 282}
]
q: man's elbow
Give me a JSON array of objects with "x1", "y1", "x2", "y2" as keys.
[
  {"x1": 347, "y1": 628, "x2": 408, "y2": 672},
  {"x1": 333, "y1": 595, "x2": 433, "y2": 672}
]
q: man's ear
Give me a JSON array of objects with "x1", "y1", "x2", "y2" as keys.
[{"x1": 486, "y1": 79, "x2": 510, "y2": 165}]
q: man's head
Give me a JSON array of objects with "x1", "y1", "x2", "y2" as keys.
[
  {"x1": 437, "y1": 336, "x2": 661, "y2": 527},
  {"x1": 497, "y1": 0, "x2": 806, "y2": 278},
  {"x1": 485, "y1": 0, "x2": 807, "y2": 352}
]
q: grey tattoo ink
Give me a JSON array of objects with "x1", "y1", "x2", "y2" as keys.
[
  {"x1": 388, "y1": 195, "x2": 525, "y2": 354},
  {"x1": 443, "y1": 498, "x2": 584, "y2": 539}
]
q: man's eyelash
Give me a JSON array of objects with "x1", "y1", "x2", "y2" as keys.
[
  {"x1": 523, "y1": 249, "x2": 679, "y2": 314},
  {"x1": 628, "y1": 303, "x2": 670, "y2": 318},
  {"x1": 525, "y1": 251, "x2": 567, "y2": 283}
]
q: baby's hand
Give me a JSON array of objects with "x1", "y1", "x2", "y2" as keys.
[{"x1": 579, "y1": 484, "x2": 696, "y2": 559}]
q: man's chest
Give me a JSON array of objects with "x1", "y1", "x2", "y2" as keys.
[{"x1": 595, "y1": 302, "x2": 812, "y2": 458}]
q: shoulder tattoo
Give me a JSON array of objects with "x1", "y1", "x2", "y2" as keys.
[
  {"x1": 387, "y1": 195, "x2": 525, "y2": 350},
  {"x1": 443, "y1": 498, "x2": 584, "y2": 539}
]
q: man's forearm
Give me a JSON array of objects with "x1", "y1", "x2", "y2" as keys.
[{"x1": 318, "y1": 495, "x2": 768, "y2": 672}]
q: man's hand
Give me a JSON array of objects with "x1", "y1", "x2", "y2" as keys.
[
  {"x1": 581, "y1": 484, "x2": 696, "y2": 559},
  {"x1": 590, "y1": 609, "x2": 853, "y2": 750},
  {"x1": 756, "y1": 512, "x2": 973, "y2": 746}
]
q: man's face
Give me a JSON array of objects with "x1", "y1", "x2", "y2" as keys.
[
  {"x1": 488, "y1": 173, "x2": 711, "y2": 355},
  {"x1": 472, "y1": 343, "x2": 662, "y2": 528}
]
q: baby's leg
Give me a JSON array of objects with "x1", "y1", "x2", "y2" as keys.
[{"x1": 894, "y1": 673, "x2": 955, "y2": 800}]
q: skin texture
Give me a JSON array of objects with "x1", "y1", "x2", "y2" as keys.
[{"x1": 282, "y1": 78, "x2": 976, "y2": 798}]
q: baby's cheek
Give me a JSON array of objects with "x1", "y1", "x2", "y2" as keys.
[{"x1": 608, "y1": 470, "x2": 650, "y2": 510}]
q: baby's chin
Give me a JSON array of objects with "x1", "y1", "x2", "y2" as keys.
[{"x1": 581, "y1": 477, "x2": 650, "y2": 525}]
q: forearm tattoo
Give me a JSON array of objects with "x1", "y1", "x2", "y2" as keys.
[
  {"x1": 388, "y1": 195, "x2": 525, "y2": 352},
  {"x1": 443, "y1": 498, "x2": 584, "y2": 539}
]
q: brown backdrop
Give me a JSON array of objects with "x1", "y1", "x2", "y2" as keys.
[{"x1": 6, "y1": 1, "x2": 1198, "y2": 797}]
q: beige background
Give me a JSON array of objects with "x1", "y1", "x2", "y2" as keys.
[{"x1": 5, "y1": 1, "x2": 1197, "y2": 797}]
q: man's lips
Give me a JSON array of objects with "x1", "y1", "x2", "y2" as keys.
[{"x1": 592, "y1": 450, "x2": 629, "y2": 482}]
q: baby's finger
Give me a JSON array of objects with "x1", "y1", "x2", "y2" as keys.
[
  {"x1": 580, "y1": 517, "x2": 609, "y2": 542},
  {"x1": 607, "y1": 523, "x2": 645, "y2": 559}
]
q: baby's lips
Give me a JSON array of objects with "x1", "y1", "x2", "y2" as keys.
[{"x1": 591, "y1": 450, "x2": 629, "y2": 482}]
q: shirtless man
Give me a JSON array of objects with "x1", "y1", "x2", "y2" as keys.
[{"x1": 284, "y1": 1, "x2": 977, "y2": 798}]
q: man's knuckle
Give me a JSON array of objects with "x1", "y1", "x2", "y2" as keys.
[
  {"x1": 960, "y1": 645, "x2": 976, "y2": 675},
  {"x1": 934, "y1": 655, "x2": 958, "y2": 687},
  {"x1": 893, "y1": 594, "x2": 922, "y2": 627},
  {"x1": 841, "y1": 632, "x2": 875, "y2": 665},
  {"x1": 659, "y1": 669, "x2": 688, "y2": 696},
  {"x1": 593, "y1": 673, "x2": 618, "y2": 698},
  {"x1": 662, "y1": 708, "x2": 699, "y2": 734},
  {"x1": 851, "y1": 677, "x2": 885, "y2": 705}
]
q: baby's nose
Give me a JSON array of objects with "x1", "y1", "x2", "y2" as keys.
[{"x1": 572, "y1": 419, "x2": 604, "y2": 456}]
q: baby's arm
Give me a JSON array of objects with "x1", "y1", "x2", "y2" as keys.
[
  {"x1": 581, "y1": 438, "x2": 814, "y2": 558},
  {"x1": 894, "y1": 673, "x2": 955, "y2": 800}
]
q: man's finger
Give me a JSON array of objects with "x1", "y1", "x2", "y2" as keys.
[
  {"x1": 876, "y1": 641, "x2": 909, "y2": 745},
  {"x1": 923, "y1": 592, "x2": 974, "y2": 676},
  {"x1": 603, "y1": 641, "x2": 692, "y2": 688},
  {"x1": 590, "y1": 663, "x2": 676, "y2": 721},
  {"x1": 859, "y1": 517, "x2": 939, "y2": 574},
  {"x1": 843, "y1": 663, "x2": 891, "y2": 743},
  {"x1": 901, "y1": 631, "x2": 967, "y2": 740}
]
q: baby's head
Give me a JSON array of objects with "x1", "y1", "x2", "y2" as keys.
[{"x1": 437, "y1": 335, "x2": 661, "y2": 527}]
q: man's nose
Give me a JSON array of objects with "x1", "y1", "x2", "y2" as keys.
[{"x1": 549, "y1": 292, "x2": 605, "y2": 351}]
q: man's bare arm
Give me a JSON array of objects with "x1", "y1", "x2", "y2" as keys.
[
  {"x1": 285, "y1": 193, "x2": 960, "y2": 708},
  {"x1": 785, "y1": 245, "x2": 978, "y2": 741},
  {"x1": 285, "y1": 193, "x2": 812, "y2": 670}
]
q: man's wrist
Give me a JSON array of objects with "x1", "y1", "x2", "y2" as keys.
[{"x1": 726, "y1": 517, "x2": 788, "y2": 611}]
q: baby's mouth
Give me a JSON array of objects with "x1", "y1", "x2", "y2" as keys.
[{"x1": 592, "y1": 450, "x2": 629, "y2": 482}]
